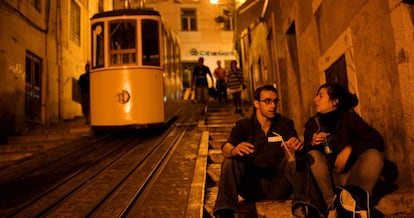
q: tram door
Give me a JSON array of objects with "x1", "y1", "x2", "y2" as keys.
[
  {"x1": 25, "y1": 52, "x2": 42, "y2": 123},
  {"x1": 181, "y1": 62, "x2": 196, "y2": 89}
]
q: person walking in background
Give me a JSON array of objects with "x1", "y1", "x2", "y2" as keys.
[
  {"x1": 213, "y1": 85, "x2": 305, "y2": 218},
  {"x1": 191, "y1": 57, "x2": 213, "y2": 115},
  {"x1": 214, "y1": 60, "x2": 227, "y2": 103},
  {"x1": 226, "y1": 61, "x2": 244, "y2": 115},
  {"x1": 302, "y1": 83, "x2": 384, "y2": 216},
  {"x1": 78, "y1": 62, "x2": 91, "y2": 124}
]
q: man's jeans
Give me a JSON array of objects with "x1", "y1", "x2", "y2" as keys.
[{"x1": 213, "y1": 157, "x2": 295, "y2": 214}]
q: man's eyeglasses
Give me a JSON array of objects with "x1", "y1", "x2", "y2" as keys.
[{"x1": 260, "y1": 98, "x2": 279, "y2": 105}]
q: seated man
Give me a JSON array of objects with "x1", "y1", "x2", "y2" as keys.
[{"x1": 213, "y1": 84, "x2": 305, "y2": 218}]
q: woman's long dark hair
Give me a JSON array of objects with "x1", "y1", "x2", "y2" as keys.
[{"x1": 318, "y1": 83, "x2": 358, "y2": 111}]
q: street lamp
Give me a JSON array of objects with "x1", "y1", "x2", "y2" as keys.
[{"x1": 210, "y1": 0, "x2": 246, "y2": 6}]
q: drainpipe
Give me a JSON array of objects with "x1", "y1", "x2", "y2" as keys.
[
  {"x1": 44, "y1": 0, "x2": 50, "y2": 127},
  {"x1": 56, "y1": 0, "x2": 63, "y2": 122}
]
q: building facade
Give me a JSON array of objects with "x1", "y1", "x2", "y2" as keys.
[
  {"x1": 0, "y1": 0, "x2": 92, "y2": 136},
  {"x1": 236, "y1": 0, "x2": 414, "y2": 195},
  {"x1": 0, "y1": 0, "x2": 242, "y2": 137},
  {"x1": 147, "y1": 0, "x2": 241, "y2": 88}
]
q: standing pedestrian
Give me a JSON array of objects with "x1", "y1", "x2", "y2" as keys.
[
  {"x1": 191, "y1": 57, "x2": 213, "y2": 115},
  {"x1": 214, "y1": 60, "x2": 227, "y2": 103},
  {"x1": 303, "y1": 83, "x2": 384, "y2": 216},
  {"x1": 78, "y1": 62, "x2": 91, "y2": 123},
  {"x1": 213, "y1": 84, "x2": 306, "y2": 218},
  {"x1": 226, "y1": 61, "x2": 244, "y2": 114}
]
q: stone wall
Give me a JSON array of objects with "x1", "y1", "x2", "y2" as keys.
[{"x1": 238, "y1": 0, "x2": 414, "y2": 188}]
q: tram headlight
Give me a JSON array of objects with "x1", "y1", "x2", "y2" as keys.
[{"x1": 116, "y1": 90, "x2": 131, "y2": 104}]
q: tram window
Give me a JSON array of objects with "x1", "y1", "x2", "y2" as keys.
[
  {"x1": 142, "y1": 19, "x2": 160, "y2": 66},
  {"x1": 109, "y1": 20, "x2": 137, "y2": 65},
  {"x1": 92, "y1": 23, "x2": 104, "y2": 68}
]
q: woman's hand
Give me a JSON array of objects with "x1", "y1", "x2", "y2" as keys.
[
  {"x1": 334, "y1": 145, "x2": 352, "y2": 173},
  {"x1": 311, "y1": 132, "x2": 330, "y2": 146}
]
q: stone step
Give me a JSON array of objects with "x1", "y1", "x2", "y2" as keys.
[
  {"x1": 207, "y1": 163, "x2": 221, "y2": 183},
  {"x1": 375, "y1": 187, "x2": 414, "y2": 215},
  {"x1": 204, "y1": 186, "x2": 293, "y2": 218},
  {"x1": 209, "y1": 132, "x2": 229, "y2": 141},
  {"x1": 210, "y1": 140, "x2": 226, "y2": 149},
  {"x1": 203, "y1": 104, "x2": 414, "y2": 218},
  {"x1": 208, "y1": 149, "x2": 224, "y2": 164},
  {"x1": 205, "y1": 183, "x2": 414, "y2": 218}
]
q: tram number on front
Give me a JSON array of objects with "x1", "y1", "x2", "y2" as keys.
[{"x1": 116, "y1": 90, "x2": 131, "y2": 104}]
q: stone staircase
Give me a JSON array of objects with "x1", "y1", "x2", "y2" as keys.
[{"x1": 200, "y1": 103, "x2": 414, "y2": 218}]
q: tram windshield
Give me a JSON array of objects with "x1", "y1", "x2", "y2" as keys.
[
  {"x1": 109, "y1": 20, "x2": 137, "y2": 65},
  {"x1": 91, "y1": 16, "x2": 162, "y2": 68}
]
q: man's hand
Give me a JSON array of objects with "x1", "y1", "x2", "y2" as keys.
[
  {"x1": 284, "y1": 137, "x2": 303, "y2": 151},
  {"x1": 231, "y1": 142, "x2": 255, "y2": 157}
]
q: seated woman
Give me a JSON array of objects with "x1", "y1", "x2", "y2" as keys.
[{"x1": 303, "y1": 83, "x2": 384, "y2": 215}]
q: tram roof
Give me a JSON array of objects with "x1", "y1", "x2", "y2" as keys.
[{"x1": 91, "y1": 9, "x2": 160, "y2": 19}]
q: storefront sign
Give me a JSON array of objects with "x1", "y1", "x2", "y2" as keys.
[{"x1": 190, "y1": 48, "x2": 234, "y2": 56}]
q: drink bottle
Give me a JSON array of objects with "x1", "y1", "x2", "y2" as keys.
[
  {"x1": 322, "y1": 135, "x2": 333, "y2": 154},
  {"x1": 315, "y1": 117, "x2": 333, "y2": 155}
]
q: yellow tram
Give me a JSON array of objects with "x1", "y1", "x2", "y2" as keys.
[{"x1": 90, "y1": 9, "x2": 182, "y2": 129}]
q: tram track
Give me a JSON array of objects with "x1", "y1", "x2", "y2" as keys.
[
  {"x1": 7, "y1": 132, "x2": 144, "y2": 217},
  {"x1": 0, "y1": 105, "x2": 195, "y2": 218},
  {"x1": 0, "y1": 132, "x2": 116, "y2": 184},
  {"x1": 0, "y1": 131, "x2": 134, "y2": 217},
  {"x1": 0, "y1": 128, "x2": 187, "y2": 217},
  {"x1": 91, "y1": 126, "x2": 188, "y2": 217}
]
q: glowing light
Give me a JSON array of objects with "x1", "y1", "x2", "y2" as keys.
[
  {"x1": 121, "y1": 69, "x2": 132, "y2": 116},
  {"x1": 210, "y1": 0, "x2": 218, "y2": 4}
]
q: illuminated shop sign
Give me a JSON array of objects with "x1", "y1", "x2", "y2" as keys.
[{"x1": 190, "y1": 48, "x2": 234, "y2": 56}]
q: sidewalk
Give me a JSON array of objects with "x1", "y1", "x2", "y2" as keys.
[{"x1": 0, "y1": 117, "x2": 92, "y2": 166}]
